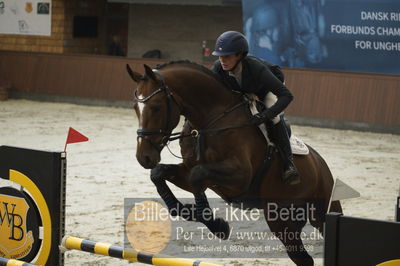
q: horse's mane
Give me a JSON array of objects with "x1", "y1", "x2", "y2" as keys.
[{"x1": 156, "y1": 60, "x2": 226, "y2": 87}]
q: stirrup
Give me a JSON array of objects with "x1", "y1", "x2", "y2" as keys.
[{"x1": 283, "y1": 167, "x2": 300, "y2": 185}]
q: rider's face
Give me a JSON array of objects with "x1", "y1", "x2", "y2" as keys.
[{"x1": 219, "y1": 54, "x2": 241, "y2": 71}]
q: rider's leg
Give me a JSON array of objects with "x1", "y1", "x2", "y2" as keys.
[
  {"x1": 269, "y1": 116, "x2": 300, "y2": 185},
  {"x1": 263, "y1": 92, "x2": 300, "y2": 185}
]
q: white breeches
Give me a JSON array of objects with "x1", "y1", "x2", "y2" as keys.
[{"x1": 264, "y1": 92, "x2": 281, "y2": 125}]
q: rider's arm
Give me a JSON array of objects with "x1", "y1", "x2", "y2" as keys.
[{"x1": 257, "y1": 67, "x2": 293, "y2": 119}]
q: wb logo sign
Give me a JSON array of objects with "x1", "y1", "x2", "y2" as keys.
[
  {"x1": 0, "y1": 201, "x2": 25, "y2": 241},
  {"x1": 0, "y1": 193, "x2": 34, "y2": 259}
]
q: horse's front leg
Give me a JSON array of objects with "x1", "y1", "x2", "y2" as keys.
[
  {"x1": 188, "y1": 163, "x2": 248, "y2": 240},
  {"x1": 150, "y1": 163, "x2": 195, "y2": 221}
]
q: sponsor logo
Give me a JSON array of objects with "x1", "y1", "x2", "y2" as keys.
[{"x1": 0, "y1": 193, "x2": 34, "y2": 259}]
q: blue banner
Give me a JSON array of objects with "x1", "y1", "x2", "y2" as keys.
[{"x1": 242, "y1": 0, "x2": 400, "y2": 75}]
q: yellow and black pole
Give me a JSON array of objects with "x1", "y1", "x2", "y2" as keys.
[
  {"x1": 61, "y1": 235, "x2": 221, "y2": 266},
  {"x1": 0, "y1": 257, "x2": 38, "y2": 266}
]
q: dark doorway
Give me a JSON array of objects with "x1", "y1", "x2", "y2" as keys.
[{"x1": 105, "y1": 3, "x2": 129, "y2": 56}]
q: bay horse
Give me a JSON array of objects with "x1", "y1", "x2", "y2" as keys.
[{"x1": 127, "y1": 61, "x2": 342, "y2": 266}]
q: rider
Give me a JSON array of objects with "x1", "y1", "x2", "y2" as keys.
[{"x1": 211, "y1": 31, "x2": 300, "y2": 185}]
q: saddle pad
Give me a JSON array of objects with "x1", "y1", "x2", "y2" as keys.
[
  {"x1": 249, "y1": 98, "x2": 309, "y2": 155},
  {"x1": 290, "y1": 135, "x2": 309, "y2": 155}
]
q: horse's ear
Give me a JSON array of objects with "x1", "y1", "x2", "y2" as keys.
[
  {"x1": 143, "y1": 64, "x2": 157, "y2": 81},
  {"x1": 126, "y1": 64, "x2": 143, "y2": 83}
]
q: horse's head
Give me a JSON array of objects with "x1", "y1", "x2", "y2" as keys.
[{"x1": 127, "y1": 64, "x2": 181, "y2": 169}]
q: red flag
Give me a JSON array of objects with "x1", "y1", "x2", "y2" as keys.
[{"x1": 64, "y1": 127, "x2": 89, "y2": 152}]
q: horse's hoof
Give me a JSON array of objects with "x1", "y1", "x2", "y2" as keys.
[{"x1": 211, "y1": 218, "x2": 230, "y2": 240}]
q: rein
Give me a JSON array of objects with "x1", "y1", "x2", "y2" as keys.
[
  {"x1": 167, "y1": 100, "x2": 252, "y2": 160},
  {"x1": 135, "y1": 69, "x2": 253, "y2": 160}
]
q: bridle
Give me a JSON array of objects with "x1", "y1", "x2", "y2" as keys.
[
  {"x1": 134, "y1": 68, "x2": 252, "y2": 160},
  {"x1": 134, "y1": 69, "x2": 182, "y2": 152}
]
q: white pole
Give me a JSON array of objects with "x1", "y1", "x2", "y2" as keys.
[{"x1": 327, "y1": 178, "x2": 337, "y2": 213}]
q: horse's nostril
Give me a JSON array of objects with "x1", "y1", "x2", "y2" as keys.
[{"x1": 145, "y1": 156, "x2": 151, "y2": 166}]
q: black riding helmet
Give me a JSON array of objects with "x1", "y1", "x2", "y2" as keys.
[{"x1": 212, "y1": 31, "x2": 249, "y2": 57}]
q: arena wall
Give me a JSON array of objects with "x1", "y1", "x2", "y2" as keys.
[
  {"x1": 1, "y1": 50, "x2": 399, "y2": 134},
  {"x1": 127, "y1": 4, "x2": 243, "y2": 62}
]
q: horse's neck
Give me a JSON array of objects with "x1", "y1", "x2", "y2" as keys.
[{"x1": 166, "y1": 68, "x2": 238, "y2": 128}]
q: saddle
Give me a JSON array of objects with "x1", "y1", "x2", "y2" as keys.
[
  {"x1": 248, "y1": 97, "x2": 309, "y2": 155},
  {"x1": 220, "y1": 98, "x2": 310, "y2": 209}
]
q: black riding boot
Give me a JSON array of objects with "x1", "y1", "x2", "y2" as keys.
[{"x1": 271, "y1": 120, "x2": 300, "y2": 185}]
